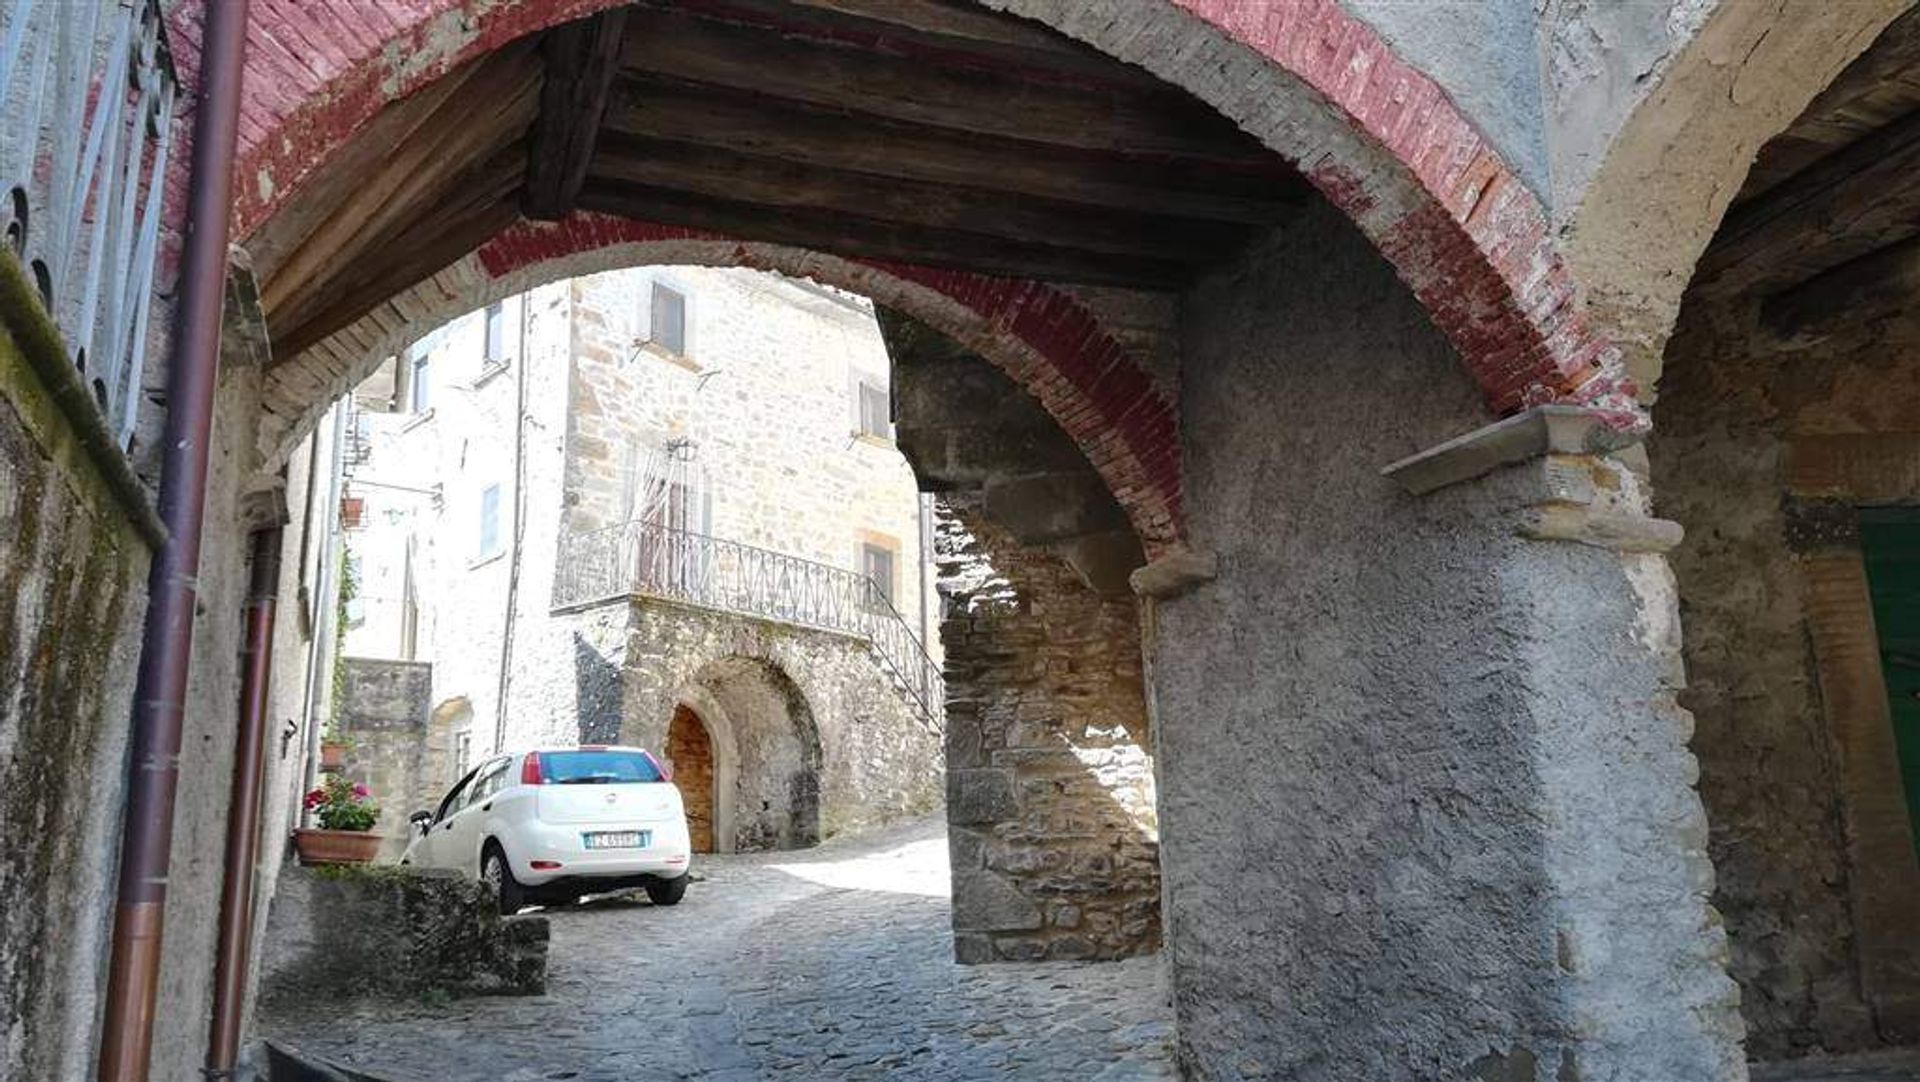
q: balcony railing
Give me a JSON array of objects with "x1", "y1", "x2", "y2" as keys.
[
  {"x1": 0, "y1": 0, "x2": 176, "y2": 450},
  {"x1": 555, "y1": 520, "x2": 944, "y2": 727}
]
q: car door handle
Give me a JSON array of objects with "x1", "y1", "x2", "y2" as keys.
[{"x1": 481, "y1": 802, "x2": 493, "y2": 812}]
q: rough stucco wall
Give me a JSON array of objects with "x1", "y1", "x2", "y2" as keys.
[
  {"x1": 0, "y1": 325, "x2": 151, "y2": 1082},
  {"x1": 939, "y1": 504, "x2": 1159, "y2": 964},
  {"x1": 1157, "y1": 203, "x2": 1741, "y2": 1080},
  {"x1": 1344, "y1": 0, "x2": 1551, "y2": 200},
  {"x1": 1652, "y1": 298, "x2": 1920, "y2": 1057}
]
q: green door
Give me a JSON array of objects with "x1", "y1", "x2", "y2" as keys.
[{"x1": 1859, "y1": 508, "x2": 1920, "y2": 861}]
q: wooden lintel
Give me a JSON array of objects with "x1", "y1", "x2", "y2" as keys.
[
  {"x1": 1762, "y1": 233, "x2": 1920, "y2": 341},
  {"x1": 524, "y1": 7, "x2": 631, "y2": 221}
]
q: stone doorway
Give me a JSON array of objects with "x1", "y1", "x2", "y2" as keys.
[{"x1": 668, "y1": 704, "x2": 717, "y2": 854}]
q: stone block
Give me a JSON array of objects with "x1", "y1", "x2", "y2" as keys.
[
  {"x1": 947, "y1": 768, "x2": 1019, "y2": 825},
  {"x1": 951, "y1": 868, "x2": 1043, "y2": 932}
]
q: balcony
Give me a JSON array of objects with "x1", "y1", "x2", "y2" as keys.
[{"x1": 554, "y1": 520, "x2": 943, "y2": 726}]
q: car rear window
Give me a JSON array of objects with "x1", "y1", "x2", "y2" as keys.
[{"x1": 537, "y1": 750, "x2": 663, "y2": 784}]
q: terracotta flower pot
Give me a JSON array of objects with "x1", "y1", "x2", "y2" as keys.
[
  {"x1": 292, "y1": 828, "x2": 382, "y2": 866},
  {"x1": 319, "y1": 742, "x2": 347, "y2": 771}
]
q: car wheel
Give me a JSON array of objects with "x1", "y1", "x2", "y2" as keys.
[
  {"x1": 645, "y1": 875, "x2": 688, "y2": 907},
  {"x1": 481, "y1": 842, "x2": 526, "y2": 915}
]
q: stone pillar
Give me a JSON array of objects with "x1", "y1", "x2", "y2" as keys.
[
  {"x1": 940, "y1": 507, "x2": 1161, "y2": 964},
  {"x1": 1146, "y1": 407, "x2": 1746, "y2": 1080},
  {"x1": 1154, "y1": 206, "x2": 1746, "y2": 1081}
]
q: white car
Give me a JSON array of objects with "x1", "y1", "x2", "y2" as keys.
[{"x1": 401, "y1": 745, "x2": 692, "y2": 912}]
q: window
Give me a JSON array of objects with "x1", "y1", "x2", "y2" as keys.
[
  {"x1": 862, "y1": 542, "x2": 896, "y2": 608},
  {"x1": 530, "y1": 750, "x2": 664, "y2": 785},
  {"x1": 464, "y1": 757, "x2": 511, "y2": 809},
  {"x1": 649, "y1": 282, "x2": 687, "y2": 355},
  {"x1": 857, "y1": 378, "x2": 891, "y2": 439},
  {"x1": 409, "y1": 351, "x2": 431, "y2": 413},
  {"x1": 483, "y1": 301, "x2": 507, "y2": 363},
  {"x1": 451, "y1": 731, "x2": 473, "y2": 780},
  {"x1": 477, "y1": 483, "x2": 502, "y2": 559}
]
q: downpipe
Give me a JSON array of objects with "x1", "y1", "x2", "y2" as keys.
[
  {"x1": 97, "y1": 0, "x2": 252, "y2": 1078},
  {"x1": 204, "y1": 526, "x2": 283, "y2": 1079}
]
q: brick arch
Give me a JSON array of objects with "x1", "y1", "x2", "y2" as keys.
[
  {"x1": 1563, "y1": 0, "x2": 1905, "y2": 396},
  {"x1": 221, "y1": 0, "x2": 1635, "y2": 425},
  {"x1": 258, "y1": 214, "x2": 1185, "y2": 552}
]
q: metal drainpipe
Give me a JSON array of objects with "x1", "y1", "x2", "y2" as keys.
[
  {"x1": 204, "y1": 525, "x2": 283, "y2": 1079},
  {"x1": 97, "y1": 0, "x2": 252, "y2": 1077}
]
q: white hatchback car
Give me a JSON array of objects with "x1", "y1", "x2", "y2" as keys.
[{"x1": 400, "y1": 745, "x2": 693, "y2": 912}]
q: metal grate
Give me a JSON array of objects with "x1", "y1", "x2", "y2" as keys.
[{"x1": 0, "y1": 0, "x2": 177, "y2": 451}]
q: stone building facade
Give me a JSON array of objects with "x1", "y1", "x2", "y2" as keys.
[{"x1": 334, "y1": 266, "x2": 941, "y2": 856}]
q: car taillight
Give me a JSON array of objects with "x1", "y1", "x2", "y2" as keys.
[{"x1": 521, "y1": 754, "x2": 544, "y2": 785}]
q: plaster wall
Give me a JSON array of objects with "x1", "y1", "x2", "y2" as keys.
[
  {"x1": 0, "y1": 324, "x2": 151, "y2": 1082},
  {"x1": 1154, "y1": 203, "x2": 1741, "y2": 1080},
  {"x1": 1652, "y1": 298, "x2": 1920, "y2": 1056}
]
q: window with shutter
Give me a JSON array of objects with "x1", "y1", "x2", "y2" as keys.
[
  {"x1": 862, "y1": 542, "x2": 896, "y2": 608},
  {"x1": 858, "y1": 379, "x2": 891, "y2": 439},
  {"x1": 483, "y1": 301, "x2": 506, "y2": 362},
  {"x1": 478, "y1": 483, "x2": 502, "y2": 559},
  {"x1": 650, "y1": 283, "x2": 687, "y2": 355}
]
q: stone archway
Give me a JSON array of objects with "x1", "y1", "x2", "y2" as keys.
[
  {"x1": 679, "y1": 656, "x2": 822, "y2": 854},
  {"x1": 666, "y1": 703, "x2": 717, "y2": 854}
]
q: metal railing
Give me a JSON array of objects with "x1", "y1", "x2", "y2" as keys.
[
  {"x1": 0, "y1": 0, "x2": 176, "y2": 450},
  {"x1": 555, "y1": 520, "x2": 944, "y2": 726}
]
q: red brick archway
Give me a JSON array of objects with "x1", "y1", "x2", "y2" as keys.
[
  {"x1": 202, "y1": 0, "x2": 1635, "y2": 426},
  {"x1": 256, "y1": 216, "x2": 1186, "y2": 552}
]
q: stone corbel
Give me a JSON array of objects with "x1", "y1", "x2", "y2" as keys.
[
  {"x1": 1382, "y1": 406, "x2": 1682, "y2": 554},
  {"x1": 1130, "y1": 544, "x2": 1216, "y2": 599}
]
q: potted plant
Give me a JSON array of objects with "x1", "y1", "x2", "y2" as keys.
[
  {"x1": 292, "y1": 775, "x2": 382, "y2": 865},
  {"x1": 319, "y1": 728, "x2": 350, "y2": 771}
]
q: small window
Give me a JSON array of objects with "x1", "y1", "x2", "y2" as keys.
[
  {"x1": 409, "y1": 352, "x2": 431, "y2": 413},
  {"x1": 478, "y1": 483, "x2": 502, "y2": 559},
  {"x1": 862, "y1": 542, "x2": 896, "y2": 608},
  {"x1": 649, "y1": 283, "x2": 687, "y2": 355},
  {"x1": 483, "y1": 301, "x2": 507, "y2": 363},
  {"x1": 857, "y1": 379, "x2": 891, "y2": 439}
]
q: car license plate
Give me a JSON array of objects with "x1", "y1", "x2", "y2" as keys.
[{"x1": 584, "y1": 830, "x2": 648, "y2": 850}]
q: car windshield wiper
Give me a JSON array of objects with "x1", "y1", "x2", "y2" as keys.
[{"x1": 556, "y1": 774, "x2": 624, "y2": 785}]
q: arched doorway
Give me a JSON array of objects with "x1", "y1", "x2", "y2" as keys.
[
  {"x1": 683, "y1": 657, "x2": 822, "y2": 853},
  {"x1": 666, "y1": 704, "x2": 716, "y2": 854}
]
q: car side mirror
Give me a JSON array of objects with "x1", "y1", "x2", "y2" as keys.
[{"x1": 409, "y1": 810, "x2": 433, "y2": 836}]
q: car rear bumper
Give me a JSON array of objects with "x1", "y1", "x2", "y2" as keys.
[{"x1": 507, "y1": 818, "x2": 692, "y2": 885}]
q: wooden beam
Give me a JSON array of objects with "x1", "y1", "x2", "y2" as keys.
[
  {"x1": 261, "y1": 46, "x2": 540, "y2": 325},
  {"x1": 271, "y1": 148, "x2": 528, "y2": 360},
  {"x1": 616, "y1": 5, "x2": 1260, "y2": 159},
  {"x1": 665, "y1": 0, "x2": 1168, "y2": 93},
  {"x1": 1696, "y1": 106, "x2": 1920, "y2": 297},
  {"x1": 1763, "y1": 233, "x2": 1920, "y2": 341},
  {"x1": 523, "y1": 7, "x2": 630, "y2": 220},
  {"x1": 602, "y1": 76, "x2": 1305, "y2": 224},
  {"x1": 591, "y1": 133, "x2": 1251, "y2": 261},
  {"x1": 577, "y1": 179, "x2": 1196, "y2": 287}
]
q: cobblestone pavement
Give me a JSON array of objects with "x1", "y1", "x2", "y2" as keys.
[
  {"x1": 1755, "y1": 1051, "x2": 1920, "y2": 1082},
  {"x1": 260, "y1": 815, "x2": 1175, "y2": 1081}
]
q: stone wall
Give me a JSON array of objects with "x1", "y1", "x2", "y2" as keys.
[
  {"x1": 939, "y1": 504, "x2": 1158, "y2": 963},
  {"x1": 256, "y1": 866, "x2": 547, "y2": 1009},
  {"x1": 0, "y1": 287, "x2": 153, "y2": 1082},
  {"x1": 1651, "y1": 295, "x2": 1920, "y2": 1056},
  {"x1": 1153, "y1": 203, "x2": 1742, "y2": 1080},
  {"x1": 504, "y1": 596, "x2": 943, "y2": 851},
  {"x1": 336, "y1": 658, "x2": 439, "y2": 860}
]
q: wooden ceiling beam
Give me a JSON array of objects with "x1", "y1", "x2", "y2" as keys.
[
  {"x1": 523, "y1": 7, "x2": 630, "y2": 220},
  {"x1": 591, "y1": 133, "x2": 1250, "y2": 262},
  {"x1": 602, "y1": 76, "x2": 1305, "y2": 224},
  {"x1": 1695, "y1": 105, "x2": 1920, "y2": 297},
  {"x1": 1762, "y1": 233, "x2": 1920, "y2": 341},
  {"x1": 271, "y1": 147, "x2": 529, "y2": 360},
  {"x1": 616, "y1": 5, "x2": 1261, "y2": 159},
  {"x1": 577, "y1": 179, "x2": 1195, "y2": 288}
]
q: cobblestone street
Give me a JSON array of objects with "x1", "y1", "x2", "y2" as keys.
[{"x1": 260, "y1": 816, "x2": 1175, "y2": 1081}]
